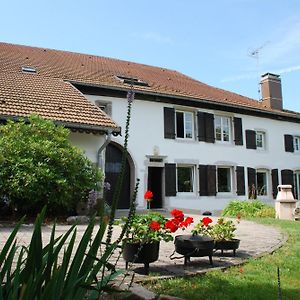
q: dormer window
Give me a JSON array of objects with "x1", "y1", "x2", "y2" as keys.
[
  {"x1": 115, "y1": 75, "x2": 149, "y2": 87},
  {"x1": 21, "y1": 66, "x2": 37, "y2": 74}
]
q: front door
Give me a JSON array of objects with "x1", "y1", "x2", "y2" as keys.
[
  {"x1": 105, "y1": 143, "x2": 130, "y2": 209},
  {"x1": 147, "y1": 167, "x2": 163, "y2": 208}
]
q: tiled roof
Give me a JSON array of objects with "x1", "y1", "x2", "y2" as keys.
[
  {"x1": 0, "y1": 42, "x2": 299, "y2": 122},
  {"x1": 0, "y1": 72, "x2": 119, "y2": 131}
]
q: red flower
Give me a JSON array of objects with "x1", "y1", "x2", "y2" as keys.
[
  {"x1": 165, "y1": 219, "x2": 179, "y2": 233},
  {"x1": 202, "y1": 217, "x2": 213, "y2": 227},
  {"x1": 236, "y1": 213, "x2": 241, "y2": 223},
  {"x1": 144, "y1": 190, "x2": 153, "y2": 201},
  {"x1": 170, "y1": 209, "x2": 184, "y2": 222},
  {"x1": 149, "y1": 220, "x2": 161, "y2": 231},
  {"x1": 181, "y1": 216, "x2": 194, "y2": 228}
]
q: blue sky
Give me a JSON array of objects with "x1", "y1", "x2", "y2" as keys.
[{"x1": 1, "y1": 0, "x2": 300, "y2": 112}]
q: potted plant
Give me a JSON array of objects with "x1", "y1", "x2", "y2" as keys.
[
  {"x1": 211, "y1": 217, "x2": 240, "y2": 256},
  {"x1": 173, "y1": 216, "x2": 215, "y2": 266},
  {"x1": 192, "y1": 216, "x2": 240, "y2": 256},
  {"x1": 121, "y1": 208, "x2": 193, "y2": 274}
]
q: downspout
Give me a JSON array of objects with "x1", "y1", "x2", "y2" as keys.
[{"x1": 97, "y1": 129, "x2": 113, "y2": 170}]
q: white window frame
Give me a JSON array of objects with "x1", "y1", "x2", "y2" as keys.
[
  {"x1": 176, "y1": 164, "x2": 195, "y2": 193},
  {"x1": 215, "y1": 115, "x2": 232, "y2": 143},
  {"x1": 256, "y1": 169, "x2": 269, "y2": 196},
  {"x1": 217, "y1": 166, "x2": 233, "y2": 194},
  {"x1": 256, "y1": 131, "x2": 266, "y2": 150},
  {"x1": 175, "y1": 111, "x2": 194, "y2": 140},
  {"x1": 293, "y1": 136, "x2": 300, "y2": 152},
  {"x1": 294, "y1": 172, "x2": 300, "y2": 200}
]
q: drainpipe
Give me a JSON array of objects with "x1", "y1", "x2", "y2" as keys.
[{"x1": 97, "y1": 129, "x2": 113, "y2": 170}]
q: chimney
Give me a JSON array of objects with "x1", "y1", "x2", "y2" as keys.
[{"x1": 260, "y1": 73, "x2": 283, "y2": 110}]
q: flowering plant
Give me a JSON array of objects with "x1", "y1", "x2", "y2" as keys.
[
  {"x1": 192, "y1": 216, "x2": 240, "y2": 241},
  {"x1": 144, "y1": 190, "x2": 153, "y2": 209},
  {"x1": 191, "y1": 217, "x2": 213, "y2": 237},
  {"x1": 122, "y1": 209, "x2": 193, "y2": 244}
]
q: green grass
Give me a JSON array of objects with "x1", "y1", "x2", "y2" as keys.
[{"x1": 144, "y1": 218, "x2": 300, "y2": 300}]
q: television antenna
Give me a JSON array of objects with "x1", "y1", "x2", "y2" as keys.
[{"x1": 248, "y1": 41, "x2": 269, "y2": 100}]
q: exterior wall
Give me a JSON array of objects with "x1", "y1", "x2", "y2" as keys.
[
  {"x1": 68, "y1": 131, "x2": 105, "y2": 165},
  {"x1": 85, "y1": 93, "x2": 300, "y2": 213}
]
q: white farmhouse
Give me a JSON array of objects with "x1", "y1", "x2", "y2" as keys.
[{"x1": 0, "y1": 42, "x2": 299, "y2": 214}]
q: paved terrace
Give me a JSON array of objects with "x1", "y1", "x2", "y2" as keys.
[{"x1": 0, "y1": 214, "x2": 287, "y2": 284}]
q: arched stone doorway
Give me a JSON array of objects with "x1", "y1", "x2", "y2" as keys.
[{"x1": 104, "y1": 142, "x2": 132, "y2": 209}]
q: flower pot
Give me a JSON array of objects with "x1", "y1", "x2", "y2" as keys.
[
  {"x1": 122, "y1": 241, "x2": 160, "y2": 275},
  {"x1": 214, "y1": 238, "x2": 240, "y2": 256},
  {"x1": 174, "y1": 235, "x2": 214, "y2": 265}
]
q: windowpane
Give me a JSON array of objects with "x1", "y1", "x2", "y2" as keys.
[
  {"x1": 256, "y1": 132, "x2": 265, "y2": 149},
  {"x1": 257, "y1": 172, "x2": 267, "y2": 195},
  {"x1": 185, "y1": 113, "x2": 193, "y2": 138},
  {"x1": 294, "y1": 137, "x2": 300, "y2": 151},
  {"x1": 217, "y1": 168, "x2": 231, "y2": 192},
  {"x1": 177, "y1": 166, "x2": 194, "y2": 192},
  {"x1": 215, "y1": 116, "x2": 231, "y2": 142},
  {"x1": 176, "y1": 112, "x2": 184, "y2": 138}
]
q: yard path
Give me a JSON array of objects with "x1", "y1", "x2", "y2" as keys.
[{"x1": 0, "y1": 214, "x2": 286, "y2": 283}]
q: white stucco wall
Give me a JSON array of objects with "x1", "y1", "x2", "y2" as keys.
[
  {"x1": 85, "y1": 93, "x2": 300, "y2": 213},
  {"x1": 68, "y1": 131, "x2": 105, "y2": 165}
]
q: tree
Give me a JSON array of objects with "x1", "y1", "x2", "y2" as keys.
[{"x1": 0, "y1": 115, "x2": 102, "y2": 216}]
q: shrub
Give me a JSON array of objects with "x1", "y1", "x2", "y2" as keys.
[
  {"x1": 222, "y1": 200, "x2": 275, "y2": 218},
  {"x1": 0, "y1": 115, "x2": 102, "y2": 216}
]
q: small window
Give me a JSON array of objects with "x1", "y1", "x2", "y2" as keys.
[
  {"x1": 176, "y1": 111, "x2": 194, "y2": 139},
  {"x1": 115, "y1": 75, "x2": 149, "y2": 87},
  {"x1": 217, "y1": 167, "x2": 232, "y2": 193},
  {"x1": 215, "y1": 116, "x2": 231, "y2": 142},
  {"x1": 177, "y1": 165, "x2": 194, "y2": 192},
  {"x1": 256, "y1": 131, "x2": 266, "y2": 150},
  {"x1": 256, "y1": 171, "x2": 268, "y2": 196},
  {"x1": 21, "y1": 66, "x2": 37, "y2": 74},
  {"x1": 293, "y1": 136, "x2": 300, "y2": 152}
]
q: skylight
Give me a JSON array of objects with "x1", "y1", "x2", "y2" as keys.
[
  {"x1": 115, "y1": 75, "x2": 149, "y2": 87},
  {"x1": 21, "y1": 66, "x2": 37, "y2": 74}
]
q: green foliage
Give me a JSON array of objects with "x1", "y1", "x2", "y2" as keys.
[
  {"x1": 0, "y1": 115, "x2": 102, "y2": 215},
  {"x1": 222, "y1": 200, "x2": 275, "y2": 218},
  {"x1": 121, "y1": 212, "x2": 174, "y2": 244},
  {"x1": 192, "y1": 217, "x2": 237, "y2": 241},
  {"x1": 210, "y1": 217, "x2": 237, "y2": 241},
  {"x1": 0, "y1": 207, "x2": 121, "y2": 299}
]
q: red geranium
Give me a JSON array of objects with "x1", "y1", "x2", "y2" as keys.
[
  {"x1": 170, "y1": 209, "x2": 184, "y2": 222},
  {"x1": 144, "y1": 190, "x2": 153, "y2": 201},
  {"x1": 149, "y1": 220, "x2": 161, "y2": 231},
  {"x1": 181, "y1": 216, "x2": 194, "y2": 228},
  {"x1": 165, "y1": 219, "x2": 179, "y2": 232},
  {"x1": 202, "y1": 217, "x2": 213, "y2": 227}
]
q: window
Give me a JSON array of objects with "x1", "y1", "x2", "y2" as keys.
[
  {"x1": 294, "y1": 172, "x2": 300, "y2": 200},
  {"x1": 217, "y1": 167, "x2": 232, "y2": 193},
  {"x1": 176, "y1": 111, "x2": 194, "y2": 139},
  {"x1": 256, "y1": 171, "x2": 267, "y2": 196},
  {"x1": 215, "y1": 116, "x2": 231, "y2": 142},
  {"x1": 256, "y1": 131, "x2": 266, "y2": 149},
  {"x1": 177, "y1": 165, "x2": 194, "y2": 192},
  {"x1": 293, "y1": 136, "x2": 300, "y2": 152}
]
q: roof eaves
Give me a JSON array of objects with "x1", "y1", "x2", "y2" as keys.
[
  {"x1": 0, "y1": 115, "x2": 121, "y2": 135},
  {"x1": 70, "y1": 80, "x2": 300, "y2": 122}
]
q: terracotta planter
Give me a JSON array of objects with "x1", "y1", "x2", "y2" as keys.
[
  {"x1": 174, "y1": 235, "x2": 214, "y2": 265},
  {"x1": 214, "y1": 238, "x2": 240, "y2": 256},
  {"x1": 122, "y1": 241, "x2": 160, "y2": 275}
]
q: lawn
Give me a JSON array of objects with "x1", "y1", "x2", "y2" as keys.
[{"x1": 144, "y1": 218, "x2": 300, "y2": 300}]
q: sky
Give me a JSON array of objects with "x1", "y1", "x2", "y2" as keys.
[{"x1": 1, "y1": 0, "x2": 300, "y2": 112}]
